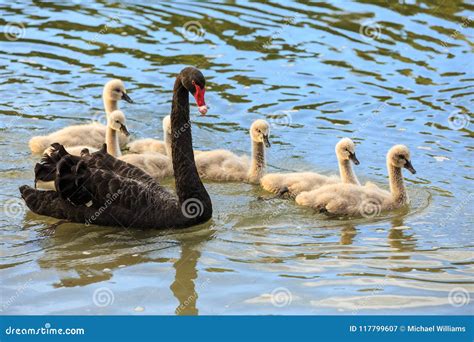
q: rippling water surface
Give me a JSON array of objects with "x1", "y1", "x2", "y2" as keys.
[{"x1": 1, "y1": 0, "x2": 473, "y2": 315}]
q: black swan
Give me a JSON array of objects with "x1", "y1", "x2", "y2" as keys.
[{"x1": 20, "y1": 67, "x2": 212, "y2": 229}]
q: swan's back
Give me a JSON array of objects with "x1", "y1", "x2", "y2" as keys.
[
  {"x1": 261, "y1": 172, "x2": 339, "y2": 196},
  {"x1": 120, "y1": 152, "x2": 173, "y2": 180},
  {"x1": 22, "y1": 144, "x2": 184, "y2": 229},
  {"x1": 127, "y1": 138, "x2": 167, "y2": 155},
  {"x1": 44, "y1": 144, "x2": 99, "y2": 157},
  {"x1": 29, "y1": 122, "x2": 128, "y2": 154},
  {"x1": 295, "y1": 182, "x2": 392, "y2": 216},
  {"x1": 195, "y1": 149, "x2": 250, "y2": 181}
]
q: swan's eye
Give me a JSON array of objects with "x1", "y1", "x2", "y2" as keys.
[
  {"x1": 114, "y1": 88, "x2": 121, "y2": 92},
  {"x1": 115, "y1": 120, "x2": 119, "y2": 123}
]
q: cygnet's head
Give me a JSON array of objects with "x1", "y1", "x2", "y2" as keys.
[
  {"x1": 103, "y1": 79, "x2": 133, "y2": 103},
  {"x1": 163, "y1": 115, "x2": 172, "y2": 135},
  {"x1": 108, "y1": 110, "x2": 130, "y2": 136},
  {"x1": 387, "y1": 144, "x2": 416, "y2": 174},
  {"x1": 250, "y1": 120, "x2": 271, "y2": 148},
  {"x1": 335, "y1": 138, "x2": 359, "y2": 165}
]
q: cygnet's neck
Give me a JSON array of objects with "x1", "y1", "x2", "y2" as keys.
[
  {"x1": 338, "y1": 157, "x2": 360, "y2": 185},
  {"x1": 247, "y1": 139, "x2": 266, "y2": 183},
  {"x1": 106, "y1": 127, "x2": 121, "y2": 157},
  {"x1": 387, "y1": 161, "x2": 408, "y2": 205},
  {"x1": 103, "y1": 96, "x2": 118, "y2": 116},
  {"x1": 164, "y1": 130, "x2": 172, "y2": 157}
]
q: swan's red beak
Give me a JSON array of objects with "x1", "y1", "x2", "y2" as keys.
[
  {"x1": 193, "y1": 81, "x2": 207, "y2": 115},
  {"x1": 198, "y1": 105, "x2": 208, "y2": 115}
]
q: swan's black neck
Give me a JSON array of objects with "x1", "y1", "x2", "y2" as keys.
[{"x1": 171, "y1": 75, "x2": 212, "y2": 223}]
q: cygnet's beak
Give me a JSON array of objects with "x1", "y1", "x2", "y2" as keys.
[
  {"x1": 122, "y1": 92, "x2": 133, "y2": 103},
  {"x1": 120, "y1": 124, "x2": 130, "y2": 136},
  {"x1": 263, "y1": 134, "x2": 271, "y2": 148},
  {"x1": 404, "y1": 160, "x2": 416, "y2": 174},
  {"x1": 198, "y1": 105, "x2": 208, "y2": 115},
  {"x1": 349, "y1": 152, "x2": 360, "y2": 165}
]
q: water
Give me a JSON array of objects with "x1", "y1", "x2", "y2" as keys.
[{"x1": 0, "y1": 0, "x2": 473, "y2": 315}]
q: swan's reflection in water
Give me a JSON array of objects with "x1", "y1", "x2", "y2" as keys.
[
  {"x1": 387, "y1": 215, "x2": 417, "y2": 255},
  {"x1": 28, "y1": 199, "x2": 421, "y2": 312},
  {"x1": 340, "y1": 225, "x2": 357, "y2": 245},
  {"x1": 34, "y1": 223, "x2": 159, "y2": 287},
  {"x1": 327, "y1": 207, "x2": 416, "y2": 251},
  {"x1": 171, "y1": 239, "x2": 201, "y2": 315},
  {"x1": 32, "y1": 213, "x2": 214, "y2": 314},
  {"x1": 172, "y1": 251, "x2": 199, "y2": 314}
]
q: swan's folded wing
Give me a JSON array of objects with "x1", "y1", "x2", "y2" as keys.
[
  {"x1": 296, "y1": 182, "x2": 392, "y2": 216},
  {"x1": 35, "y1": 143, "x2": 77, "y2": 183},
  {"x1": 22, "y1": 156, "x2": 178, "y2": 228},
  {"x1": 87, "y1": 145, "x2": 162, "y2": 187},
  {"x1": 19, "y1": 183, "x2": 151, "y2": 228},
  {"x1": 75, "y1": 169, "x2": 178, "y2": 228},
  {"x1": 57, "y1": 155, "x2": 165, "y2": 208},
  {"x1": 40, "y1": 143, "x2": 160, "y2": 183},
  {"x1": 20, "y1": 185, "x2": 68, "y2": 219},
  {"x1": 55, "y1": 156, "x2": 95, "y2": 206},
  {"x1": 296, "y1": 183, "x2": 361, "y2": 215}
]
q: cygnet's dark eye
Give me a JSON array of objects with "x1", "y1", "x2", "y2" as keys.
[
  {"x1": 115, "y1": 120, "x2": 119, "y2": 123},
  {"x1": 114, "y1": 88, "x2": 121, "y2": 92}
]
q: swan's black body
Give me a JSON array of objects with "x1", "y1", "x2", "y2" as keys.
[{"x1": 20, "y1": 67, "x2": 212, "y2": 229}]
